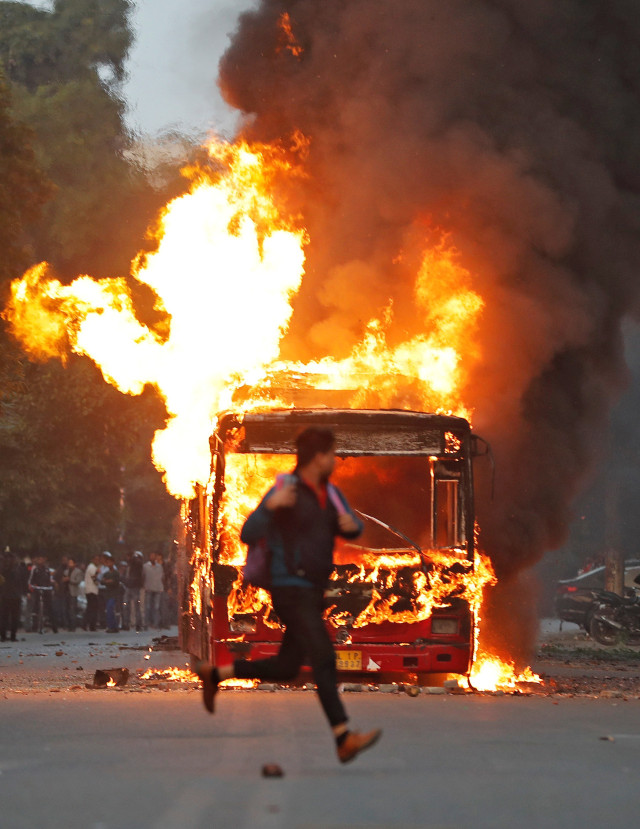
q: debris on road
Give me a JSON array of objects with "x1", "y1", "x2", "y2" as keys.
[
  {"x1": 151, "y1": 635, "x2": 181, "y2": 651},
  {"x1": 90, "y1": 668, "x2": 130, "y2": 688}
]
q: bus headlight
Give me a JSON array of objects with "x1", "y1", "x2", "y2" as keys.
[
  {"x1": 431, "y1": 618, "x2": 459, "y2": 635},
  {"x1": 230, "y1": 615, "x2": 257, "y2": 634}
]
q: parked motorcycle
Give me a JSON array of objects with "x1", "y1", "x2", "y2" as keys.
[{"x1": 589, "y1": 587, "x2": 640, "y2": 645}]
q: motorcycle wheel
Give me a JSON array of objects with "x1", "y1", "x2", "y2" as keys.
[{"x1": 589, "y1": 612, "x2": 623, "y2": 646}]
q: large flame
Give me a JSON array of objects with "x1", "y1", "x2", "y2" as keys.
[
  {"x1": 6, "y1": 140, "x2": 306, "y2": 498},
  {"x1": 5, "y1": 135, "x2": 535, "y2": 690}
]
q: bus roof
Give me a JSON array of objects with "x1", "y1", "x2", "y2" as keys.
[{"x1": 215, "y1": 408, "x2": 471, "y2": 457}]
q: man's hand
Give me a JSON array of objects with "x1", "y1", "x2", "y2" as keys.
[
  {"x1": 265, "y1": 483, "x2": 297, "y2": 511},
  {"x1": 338, "y1": 512, "x2": 360, "y2": 534}
]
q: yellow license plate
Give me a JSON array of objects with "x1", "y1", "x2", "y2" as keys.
[{"x1": 336, "y1": 650, "x2": 362, "y2": 670}]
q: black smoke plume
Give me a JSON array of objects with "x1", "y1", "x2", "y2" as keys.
[{"x1": 218, "y1": 1, "x2": 640, "y2": 655}]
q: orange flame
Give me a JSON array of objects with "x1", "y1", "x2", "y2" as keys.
[
  {"x1": 141, "y1": 666, "x2": 197, "y2": 682},
  {"x1": 468, "y1": 657, "x2": 542, "y2": 692},
  {"x1": 6, "y1": 139, "x2": 307, "y2": 498},
  {"x1": 278, "y1": 12, "x2": 304, "y2": 58}
]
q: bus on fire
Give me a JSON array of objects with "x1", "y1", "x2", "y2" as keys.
[{"x1": 178, "y1": 408, "x2": 490, "y2": 682}]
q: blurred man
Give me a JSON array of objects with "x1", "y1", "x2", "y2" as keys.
[
  {"x1": 53, "y1": 556, "x2": 69, "y2": 629},
  {"x1": 63, "y1": 558, "x2": 83, "y2": 632},
  {"x1": 122, "y1": 551, "x2": 144, "y2": 632},
  {"x1": 0, "y1": 551, "x2": 21, "y2": 641},
  {"x1": 100, "y1": 553, "x2": 120, "y2": 633},
  {"x1": 83, "y1": 554, "x2": 101, "y2": 632},
  {"x1": 143, "y1": 552, "x2": 164, "y2": 630},
  {"x1": 28, "y1": 557, "x2": 57, "y2": 633},
  {"x1": 194, "y1": 427, "x2": 382, "y2": 764}
]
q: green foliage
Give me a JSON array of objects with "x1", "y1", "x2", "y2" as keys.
[
  {"x1": 0, "y1": 1, "x2": 181, "y2": 561},
  {"x1": 0, "y1": 0, "x2": 132, "y2": 90},
  {"x1": 0, "y1": 0, "x2": 158, "y2": 279},
  {"x1": 0, "y1": 69, "x2": 51, "y2": 292},
  {"x1": 0, "y1": 354, "x2": 177, "y2": 559}
]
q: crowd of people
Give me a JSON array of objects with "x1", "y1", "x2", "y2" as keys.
[{"x1": 0, "y1": 548, "x2": 177, "y2": 641}]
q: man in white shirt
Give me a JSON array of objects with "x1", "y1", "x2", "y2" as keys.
[
  {"x1": 143, "y1": 553, "x2": 164, "y2": 630},
  {"x1": 83, "y1": 554, "x2": 101, "y2": 631}
]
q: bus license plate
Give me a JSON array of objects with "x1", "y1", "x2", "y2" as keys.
[{"x1": 336, "y1": 650, "x2": 362, "y2": 670}]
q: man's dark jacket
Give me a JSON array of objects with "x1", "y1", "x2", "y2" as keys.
[
  {"x1": 126, "y1": 557, "x2": 144, "y2": 589},
  {"x1": 240, "y1": 471, "x2": 363, "y2": 588}
]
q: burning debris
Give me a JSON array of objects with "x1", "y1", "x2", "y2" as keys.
[
  {"x1": 140, "y1": 666, "x2": 197, "y2": 683},
  {"x1": 90, "y1": 668, "x2": 130, "y2": 688}
]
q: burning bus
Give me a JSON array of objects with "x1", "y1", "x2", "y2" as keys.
[{"x1": 178, "y1": 406, "x2": 492, "y2": 682}]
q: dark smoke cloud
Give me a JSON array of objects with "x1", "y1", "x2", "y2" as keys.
[{"x1": 218, "y1": 0, "x2": 640, "y2": 596}]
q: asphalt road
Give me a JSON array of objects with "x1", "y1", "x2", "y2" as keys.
[{"x1": 1, "y1": 687, "x2": 639, "y2": 829}]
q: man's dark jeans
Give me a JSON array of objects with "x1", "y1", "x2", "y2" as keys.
[
  {"x1": 85, "y1": 593, "x2": 98, "y2": 631},
  {"x1": 233, "y1": 585, "x2": 347, "y2": 728}
]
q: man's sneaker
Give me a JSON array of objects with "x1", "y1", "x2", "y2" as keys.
[
  {"x1": 337, "y1": 729, "x2": 382, "y2": 764},
  {"x1": 193, "y1": 660, "x2": 218, "y2": 714}
]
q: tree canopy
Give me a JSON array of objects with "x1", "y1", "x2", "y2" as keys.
[
  {"x1": 0, "y1": 355, "x2": 177, "y2": 558},
  {"x1": 0, "y1": 0, "x2": 160, "y2": 279},
  {"x1": 0, "y1": 1, "x2": 181, "y2": 561},
  {"x1": 0, "y1": 68, "x2": 50, "y2": 293}
]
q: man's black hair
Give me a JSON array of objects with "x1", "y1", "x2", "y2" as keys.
[{"x1": 295, "y1": 427, "x2": 336, "y2": 468}]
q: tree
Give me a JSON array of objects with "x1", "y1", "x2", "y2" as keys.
[
  {"x1": 0, "y1": 0, "x2": 162, "y2": 279},
  {"x1": 0, "y1": 68, "x2": 50, "y2": 292},
  {"x1": 0, "y1": 354, "x2": 177, "y2": 559},
  {"x1": 0, "y1": 2, "x2": 181, "y2": 561}
]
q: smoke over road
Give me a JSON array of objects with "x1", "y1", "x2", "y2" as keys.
[{"x1": 218, "y1": 0, "x2": 640, "y2": 600}]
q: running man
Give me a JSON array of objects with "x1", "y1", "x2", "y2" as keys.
[{"x1": 195, "y1": 427, "x2": 382, "y2": 764}]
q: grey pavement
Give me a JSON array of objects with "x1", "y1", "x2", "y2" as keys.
[
  {"x1": 1, "y1": 682, "x2": 640, "y2": 828},
  {"x1": 0, "y1": 626, "x2": 189, "y2": 690},
  {"x1": 1, "y1": 621, "x2": 640, "y2": 829}
]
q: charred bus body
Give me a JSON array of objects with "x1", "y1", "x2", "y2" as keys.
[{"x1": 178, "y1": 408, "x2": 488, "y2": 680}]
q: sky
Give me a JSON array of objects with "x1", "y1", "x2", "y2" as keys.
[
  {"x1": 25, "y1": 0, "x2": 257, "y2": 137},
  {"x1": 124, "y1": 0, "x2": 257, "y2": 138}
]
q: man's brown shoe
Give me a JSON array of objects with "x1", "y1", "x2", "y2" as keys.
[
  {"x1": 193, "y1": 660, "x2": 218, "y2": 714},
  {"x1": 337, "y1": 729, "x2": 382, "y2": 764}
]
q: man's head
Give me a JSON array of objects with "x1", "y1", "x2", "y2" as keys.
[
  {"x1": 102, "y1": 551, "x2": 113, "y2": 567},
  {"x1": 67, "y1": 557, "x2": 75, "y2": 568},
  {"x1": 296, "y1": 427, "x2": 336, "y2": 480}
]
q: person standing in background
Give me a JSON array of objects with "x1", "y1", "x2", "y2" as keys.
[
  {"x1": 28, "y1": 557, "x2": 57, "y2": 633},
  {"x1": 83, "y1": 554, "x2": 101, "y2": 632},
  {"x1": 143, "y1": 552, "x2": 164, "y2": 630},
  {"x1": 53, "y1": 556, "x2": 69, "y2": 629},
  {"x1": 100, "y1": 552, "x2": 120, "y2": 634},
  {"x1": 0, "y1": 551, "x2": 22, "y2": 642},
  {"x1": 64, "y1": 558, "x2": 83, "y2": 632},
  {"x1": 122, "y1": 551, "x2": 144, "y2": 632}
]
